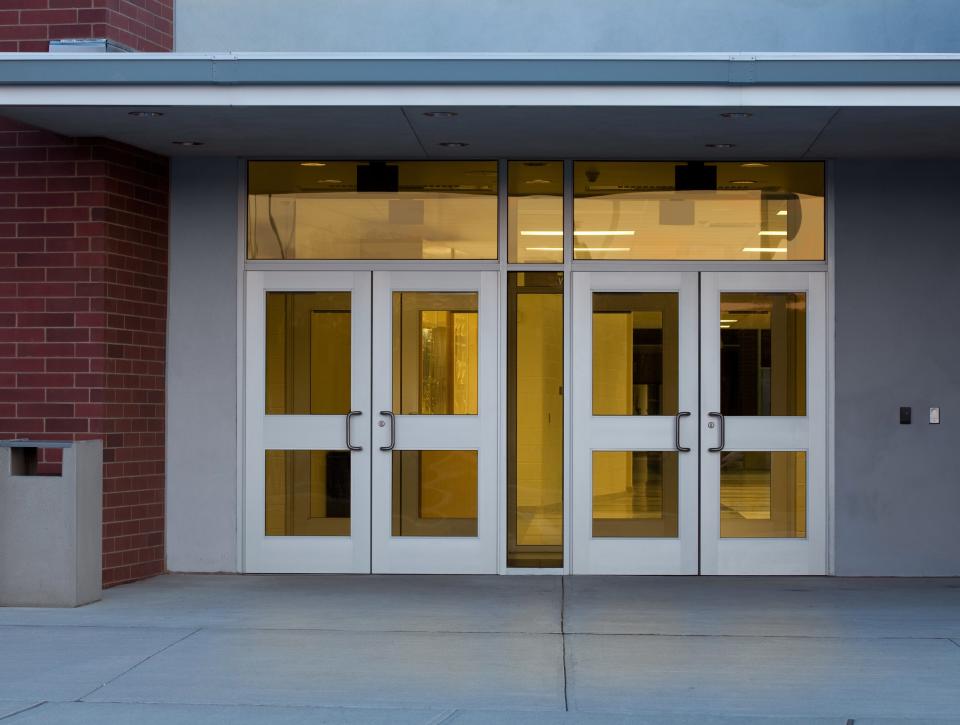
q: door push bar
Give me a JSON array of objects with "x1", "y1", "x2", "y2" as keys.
[
  {"x1": 345, "y1": 410, "x2": 362, "y2": 451},
  {"x1": 675, "y1": 411, "x2": 691, "y2": 452},
  {"x1": 708, "y1": 412, "x2": 725, "y2": 452},
  {"x1": 379, "y1": 410, "x2": 396, "y2": 451}
]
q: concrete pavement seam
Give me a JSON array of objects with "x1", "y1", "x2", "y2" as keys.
[
  {"x1": 73, "y1": 627, "x2": 203, "y2": 702},
  {"x1": 423, "y1": 708, "x2": 458, "y2": 725},
  {"x1": 0, "y1": 702, "x2": 46, "y2": 722}
]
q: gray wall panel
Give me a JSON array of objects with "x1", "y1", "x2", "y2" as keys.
[
  {"x1": 834, "y1": 160, "x2": 960, "y2": 575},
  {"x1": 167, "y1": 158, "x2": 240, "y2": 573},
  {"x1": 176, "y1": 0, "x2": 960, "y2": 53}
]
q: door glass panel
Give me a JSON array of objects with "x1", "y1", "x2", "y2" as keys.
[
  {"x1": 573, "y1": 162, "x2": 824, "y2": 260},
  {"x1": 720, "y1": 451, "x2": 806, "y2": 538},
  {"x1": 507, "y1": 272, "x2": 564, "y2": 567},
  {"x1": 508, "y1": 161, "x2": 564, "y2": 263},
  {"x1": 265, "y1": 292, "x2": 350, "y2": 415},
  {"x1": 392, "y1": 292, "x2": 479, "y2": 415},
  {"x1": 265, "y1": 450, "x2": 350, "y2": 536},
  {"x1": 592, "y1": 451, "x2": 678, "y2": 537},
  {"x1": 248, "y1": 161, "x2": 498, "y2": 260},
  {"x1": 391, "y1": 450, "x2": 478, "y2": 537},
  {"x1": 721, "y1": 292, "x2": 806, "y2": 416},
  {"x1": 592, "y1": 292, "x2": 678, "y2": 416}
]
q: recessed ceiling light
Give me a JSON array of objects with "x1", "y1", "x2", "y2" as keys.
[
  {"x1": 720, "y1": 112, "x2": 752, "y2": 119},
  {"x1": 300, "y1": 162, "x2": 326, "y2": 167},
  {"x1": 776, "y1": 210, "x2": 788, "y2": 216},
  {"x1": 318, "y1": 179, "x2": 342, "y2": 184},
  {"x1": 741, "y1": 162, "x2": 768, "y2": 168},
  {"x1": 525, "y1": 179, "x2": 553, "y2": 185},
  {"x1": 172, "y1": 140, "x2": 203, "y2": 146},
  {"x1": 438, "y1": 141, "x2": 469, "y2": 148},
  {"x1": 758, "y1": 230, "x2": 788, "y2": 236},
  {"x1": 423, "y1": 111, "x2": 458, "y2": 118},
  {"x1": 706, "y1": 143, "x2": 736, "y2": 149},
  {"x1": 731, "y1": 180, "x2": 756, "y2": 185},
  {"x1": 128, "y1": 111, "x2": 163, "y2": 118}
]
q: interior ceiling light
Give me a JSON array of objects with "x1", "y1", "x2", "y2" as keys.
[
  {"x1": 731, "y1": 180, "x2": 756, "y2": 185},
  {"x1": 776, "y1": 210, "x2": 789, "y2": 216},
  {"x1": 720, "y1": 324, "x2": 732, "y2": 329},
  {"x1": 525, "y1": 179, "x2": 553, "y2": 185},
  {"x1": 705, "y1": 143, "x2": 736, "y2": 149},
  {"x1": 742, "y1": 247, "x2": 788, "y2": 253},
  {"x1": 721, "y1": 112, "x2": 752, "y2": 119},
  {"x1": 172, "y1": 140, "x2": 203, "y2": 146},
  {"x1": 423, "y1": 111, "x2": 458, "y2": 118},
  {"x1": 300, "y1": 162, "x2": 326, "y2": 167},
  {"x1": 758, "y1": 230, "x2": 788, "y2": 236},
  {"x1": 318, "y1": 179, "x2": 343, "y2": 184},
  {"x1": 128, "y1": 110, "x2": 163, "y2": 117},
  {"x1": 438, "y1": 141, "x2": 469, "y2": 148},
  {"x1": 741, "y1": 162, "x2": 768, "y2": 168}
]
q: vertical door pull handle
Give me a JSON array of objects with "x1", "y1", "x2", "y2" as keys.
[
  {"x1": 708, "y1": 412, "x2": 725, "y2": 452},
  {"x1": 345, "y1": 410, "x2": 362, "y2": 451},
  {"x1": 379, "y1": 410, "x2": 396, "y2": 451},
  {"x1": 675, "y1": 411, "x2": 691, "y2": 452}
]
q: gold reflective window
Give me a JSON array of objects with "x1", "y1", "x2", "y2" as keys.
[
  {"x1": 573, "y1": 162, "x2": 824, "y2": 260},
  {"x1": 721, "y1": 292, "x2": 806, "y2": 416},
  {"x1": 508, "y1": 161, "x2": 564, "y2": 263},
  {"x1": 392, "y1": 450, "x2": 478, "y2": 537},
  {"x1": 592, "y1": 451, "x2": 678, "y2": 538},
  {"x1": 720, "y1": 451, "x2": 806, "y2": 538},
  {"x1": 507, "y1": 272, "x2": 564, "y2": 567},
  {"x1": 248, "y1": 161, "x2": 498, "y2": 260},
  {"x1": 265, "y1": 450, "x2": 350, "y2": 536},
  {"x1": 592, "y1": 293, "x2": 678, "y2": 416},
  {"x1": 265, "y1": 292, "x2": 350, "y2": 415},
  {"x1": 392, "y1": 292, "x2": 479, "y2": 415}
]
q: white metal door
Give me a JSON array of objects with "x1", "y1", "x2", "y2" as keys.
[
  {"x1": 571, "y1": 272, "x2": 700, "y2": 574},
  {"x1": 371, "y1": 271, "x2": 499, "y2": 573},
  {"x1": 244, "y1": 271, "x2": 371, "y2": 573},
  {"x1": 700, "y1": 272, "x2": 827, "y2": 574}
]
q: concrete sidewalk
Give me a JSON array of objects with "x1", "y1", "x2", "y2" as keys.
[{"x1": 1, "y1": 575, "x2": 959, "y2": 723}]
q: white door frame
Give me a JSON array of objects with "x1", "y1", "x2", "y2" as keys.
[
  {"x1": 243, "y1": 270, "x2": 372, "y2": 573},
  {"x1": 700, "y1": 271, "x2": 828, "y2": 575},
  {"x1": 570, "y1": 271, "x2": 700, "y2": 574},
  {"x1": 371, "y1": 270, "x2": 500, "y2": 574}
]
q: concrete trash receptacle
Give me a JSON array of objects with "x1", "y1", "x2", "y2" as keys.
[{"x1": 0, "y1": 440, "x2": 102, "y2": 607}]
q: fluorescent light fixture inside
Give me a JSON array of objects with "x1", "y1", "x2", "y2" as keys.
[
  {"x1": 742, "y1": 247, "x2": 788, "y2": 253},
  {"x1": 720, "y1": 319, "x2": 738, "y2": 323},
  {"x1": 720, "y1": 324, "x2": 732, "y2": 329},
  {"x1": 776, "y1": 210, "x2": 788, "y2": 216},
  {"x1": 758, "y1": 230, "x2": 788, "y2": 236}
]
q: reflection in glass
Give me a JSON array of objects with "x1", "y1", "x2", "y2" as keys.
[
  {"x1": 593, "y1": 293, "x2": 678, "y2": 416},
  {"x1": 392, "y1": 292, "x2": 478, "y2": 415},
  {"x1": 573, "y1": 162, "x2": 824, "y2": 260},
  {"x1": 265, "y1": 450, "x2": 350, "y2": 536},
  {"x1": 720, "y1": 451, "x2": 806, "y2": 538},
  {"x1": 592, "y1": 451, "x2": 678, "y2": 537},
  {"x1": 508, "y1": 272, "x2": 564, "y2": 567},
  {"x1": 392, "y1": 450, "x2": 478, "y2": 537},
  {"x1": 266, "y1": 292, "x2": 350, "y2": 415},
  {"x1": 721, "y1": 293, "x2": 806, "y2": 416},
  {"x1": 508, "y1": 161, "x2": 564, "y2": 263},
  {"x1": 248, "y1": 161, "x2": 498, "y2": 260}
]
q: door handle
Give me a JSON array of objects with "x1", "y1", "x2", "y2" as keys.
[
  {"x1": 675, "y1": 411, "x2": 691, "y2": 452},
  {"x1": 708, "y1": 412, "x2": 725, "y2": 452},
  {"x1": 379, "y1": 410, "x2": 396, "y2": 451},
  {"x1": 345, "y1": 410, "x2": 362, "y2": 451}
]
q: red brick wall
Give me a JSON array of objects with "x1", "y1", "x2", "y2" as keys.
[
  {"x1": 0, "y1": 119, "x2": 169, "y2": 587},
  {"x1": 0, "y1": 0, "x2": 174, "y2": 52}
]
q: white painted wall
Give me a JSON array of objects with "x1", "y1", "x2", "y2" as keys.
[{"x1": 166, "y1": 158, "x2": 241, "y2": 572}]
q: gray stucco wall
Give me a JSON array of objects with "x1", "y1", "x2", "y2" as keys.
[
  {"x1": 175, "y1": 0, "x2": 960, "y2": 53},
  {"x1": 166, "y1": 158, "x2": 240, "y2": 573},
  {"x1": 834, "y1": 160, "x2": 960, "y2": 576}
]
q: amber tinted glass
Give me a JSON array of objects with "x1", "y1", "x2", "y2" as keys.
[
  {"x1": 391, "y1": 450, "x2": 478, "y2": 537},
  {"x1": 592, "y1": 293, "x2": 678, "y2": 416},
  {"x1": 248, "y1": 161, "x2": 498, "y2": 260},
  {"x1": 265, "y1": 292, "x2": 350, "y2": 415},
  {"x1": 592, "y1": 451, "x2": 678, "y2": 537},
  {"x1": 265, "y1": 450, "x2": 350, "y2": 536},
  {"x1": 508, "y1": 161, "x2": 564, "y2": 263},
  {"x1": 392, "y1": 292, "x2": 478, "y2": 415},
  {"x1": 573, "y1": 162, "x2": 824, "y2": 260},
  {"x1": 721, "y1": 293, "x2": 806, "y2": 416},
  {"x1": 507, "y1": 272, "x2": 564, "y2": 567},
  {"x1": 720, "y1": 451, "x2": 806, "y2": 538}
]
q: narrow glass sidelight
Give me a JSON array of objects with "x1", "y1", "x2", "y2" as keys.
[
  {"x1": 720, "y1": 451, "x2": 806, "y2": 538},
  {"x1": 507, "y1": 272, "x2": 564, "y2": 567},
  {"x1": 720, "y1": 292, "x2": 806, "y2": 416},
  {"x1": 265, "y1": 450, "x2": 351, "y2": 536},
  {"x1": 508, "y1": 161, "x2": 564, "y2": 263}
]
